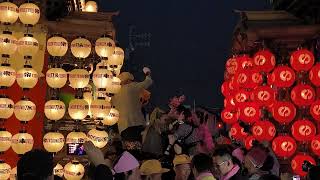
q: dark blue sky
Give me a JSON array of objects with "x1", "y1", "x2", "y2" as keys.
[{"x1": 99, "y1": 0, "x2": 271, "y2": 108}]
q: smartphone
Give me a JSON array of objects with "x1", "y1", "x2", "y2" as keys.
[
  {"x1": 67, "y1": 143, "x2": 86, "y2": 155},
  {"x1": 292, "y1": 175, "x2": 300, "y2": 180}
]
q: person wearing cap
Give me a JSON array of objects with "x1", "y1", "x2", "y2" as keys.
[
  {"x1": 113, "y1": 151, "x2": 141, "y2": 180},
  {"x1": 244, "y1": 147, "x2": 269, "y2": 180},
  {"x1": 192, "y1": 153, "x2": 216, "y2": 180},
  {"x1": 140, "y1": 159, "x2": 169, "y2": 180},
  {"x1": 173, "y1": 154, "x2": 192, "y2": 180}
]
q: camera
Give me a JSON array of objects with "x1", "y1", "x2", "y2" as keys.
[
  {"x1": 67, "y1": 143, "x2": 86, "y2": 156},
  {"x1": 302, "y1": 160, "x2": 315, "y2": 172}
]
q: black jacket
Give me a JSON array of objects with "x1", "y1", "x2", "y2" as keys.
[{"x1": 229, "y1": 169, "x2": 249, "y2": 180}]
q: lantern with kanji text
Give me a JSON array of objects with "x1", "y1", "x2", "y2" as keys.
[
  {"x1": 47, "y1": 35, "x2": 68, "y2": 57},
  {"x1": 272, "y1": 101, "x2": 296, "y2": 125},
  {"x1": 63, "y1": 160, "x2": 85, "y2": 180},
  {"x1": 269, "y1": 65, "x2": 295, "y2": 88},
  {"x1": 253, "y1": 49, "x2": 276, "y2": 73},
  {"x1": 43, "y1": 132, "x2": 65, "y2": 153},
  {"x1": 19, "y1": 2, "x2": 40, "y2": 26},
  {"x1": 272, "y1": 135, "x2": 297, "y2": 158},
  {"x1": 101, "y1": 107, "x2": 119, "y2": 126},
  {"x1": 0, "y1": 161, "x2": 11, "y2": 180},
  {"x1": 0, "y1": 95, "x2": 14, "y2": 119},
  {"x1": 46, "y1": 68, "x2": 68, "y2": 89},
  {"x1": 0, "y1": 31, "x2": 17, "y2": 56},
  {"x1": 87, "y1": 127, "x2": 108, "y2": 148},
  {"x1": 95, "y1": 35, "x2": 115, "y2": 58},
  {"x1": 290, "y1": 49, "x2": 314, "y2": 72},
  {"x1": 0, "y1": 129, "x2": 12, "y2": 152},
  {"x1": 238, "y1": 102, "x2": 260, "y2": 124},
  {"x1": 71, "y1": 37, "x2": 91, "y2": 59},
  {"x1": 16, "y1": 65, "x2": 38, "y2": 89},
  {"x1": 252, "y1": 85, "x2": 275, "y2": 107},
  {"x1": 11, "y1": 131, "x2": 34, "y2": 155},
  {"x1": 68, "y1": 98, "x2": 89, "y2": 120},
  {"x1": 17, "y1": 34, "x2": 39, "y2": 58},
  {"x1": 291, "y1": 119, "x2": 316, "y2": 142},
  {"x1": 0, "y1": 63, "x2": 16, "y2": 88},
  {"x1": 0, "y1": 2, "x2": 19, "y2": 24},
  {"x1": 14, "y1": 97, "x2": 36, "y2": 123},
  {"x1": 291, "y1": 84, "x2": 315, "y2": 106},
  {"x1": 69, "y1": 69, "x2": 90, "y2": 89},
  {"x1": 221, "y1": 108, "x2": 238, "y2": 125}
]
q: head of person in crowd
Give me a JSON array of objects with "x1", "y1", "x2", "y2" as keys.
[
  {"x1": 140, "y1": 159, "x2": 169, "y2": 180},
  {"x1": 191, "y1": 153, "x2": 214, "y2": 178},
  {"x1": 176, "y1": 105, "x2": 192, "y2": 122},
  {"x1": 244, "y1": 146, "x2": 268, "y2": 176},
  {"x1": 113, "y1": 151, "x2": 141, "y2": 180},
  {"x1": 173, "y1": 154, "x2": 192, "y2": 180},
  {"x1": 17, "y1": 149, "x2": 54, "y2": 180},
  {"x1": 118, "y1": 72, "x2": 134, "y2": 85},
  {"x1": 258, "y1": 174, "x2": 280, "y2": 180},
  {"x1": 307, "y1": 165, "x2": 320, "y2": 180}
]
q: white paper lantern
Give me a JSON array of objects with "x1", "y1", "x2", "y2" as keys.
[
  {"x1": 106, "y1": 77, "x2": 121, "y2": 95},
  {"x1": 11, "y1": 132, "x2": 34, "y2": 155},
  {"x1": 95, "y1": 36, "x2": 115, "y2": 58},
  {"x1": 69, "y1": 69, "x2": 90, "y2": 89},
  {"x1": 0, "y1": 96, "x2": 14, "y2": 119},
  {"x1": 101, "y1": 107, "x2": 119, "y2": 126},
  {"x1": 64, "y1": 160, "x2": 85, "y2": 180},
  {"x1": 87, "y1": 127, "x2": 108, "y2": 148},
  {"x1": 0, "y1": 161, "x2": 11, "y2": 180},
  {"x1": 54, "y1": 163, "x2": 64, "y2": 178},
  {"x1": 16, "y1": 65, "x2": 38, "y2": 89},
  {"x1": 0, "y1": 2, "x2": 19, "y2": 24},
  {"x1": 43, "y1": 132, "x2": 65, "y2": 153},
  {"x1": 92, "y1": 68, "x2": 113, "y2": 89},
  {"x1": 0, "y1": 129, "x2": 12, "y2": 152},
  {"x1": 90, "y1": 98, "x2": 111, "y2": 120},
  {"x1": 0, "y1": 64, "x2": 16, "y2": 88},
  {"x1": 108, "y1": 47, "x2": 124, "y2": 69},
  {"x1": 84, "y1": 1, "x2": 98, "y2": 12},
  {"x1": 19, "y1": 3, "x2": 40, "y2": 26},
  {"x1": 14, "y1": 98, "x2": 36, "y2": 122},
  {"x1": 71, "y1": 37, "x2": 91, "y2": 59},
  {"x1": 0, "y1": 31, "x2": 18, "y2": 56},
  {"x1": 9, "y1": 167, "x2": 16, "y2": 180},
  {"x1": 44, "y1": 100, "x2": 65, "y2": 121},
  {"x1": 46, "y1": 68, "x2": 68, "y2": 88},
  {"x1": 17, "y1": 34, "x2": 39, "y2": 57},
  {"x1": 47, "y1": 36, "x2": 68, "y2": 57},
  {"x1": 68, "y1": 99, "x2": 89, "y2": 120},
  {"x1": 66, "y1": 131, "x2": 87, "y2": 144}
]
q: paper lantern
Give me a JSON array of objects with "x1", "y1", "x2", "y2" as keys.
[
  {"x1": 83, "y1": 88, "x2": 92, "y2": 118},
  {"x1": 236, "y1": 55, "x2": 253, "y2": 72},
  {"x1": 269, "y1": 65, "x2": 295, "y2": 87},
  {"x1": 14, "y1": 98, "x2": 36, "y2": 122},
  {"x1": 309, "y1": 63, "x2": 320, "y2": 86},
  {"x1": 9, "y1": 166, "x2": 16, "y2": 180},
  {"x1": 310, "y1": 100, "x2": 320, "y2": 122},
  {"x1": 66, "y1": 131, "x2": 87, "y2": 144},
  {"x1": 238, "y1": 102, "x2": 260, "y2": 124},
  {"x1": 253, "y1": 49, "x2": 276, "y2": 73},
  {"x1": 233, "y1": 71, "x2": 249, "y2": 89},
  {"x1": 92, "y1": 68, "x2": 113, "y2": 89},
  {"x1": 101, "y1": 107, "x2": 119, "y2": 126},
  {"x1": 68, "y1": 99, "x2": 89, "y2": 120},
  {"x1": 95, "y1": 36, "x2": 115, "y2": 58},
  {"x1": 0, "y1": 161, "x2": 11, "y2": 180},
  {"x1": 44, "y1": 99, "x2": 65, "y2": 121},
  {"x1": 272, "y1": 101, "x2": 296, "y2": 125},
  {"x1": 46, "y1": 68, "x2": 68, "y2": 88},
  {"x1": 229, "y1": 122, "x2": 248, "y2": 140},
  {"x1": 17, "y1": 34, "x2": 39, "y2": 57},
  {"x1": 252, "y1": 85, "x2": 275, "y2": 107},
  {"x1": 225, "y1": 57, "x2": 238, "y2": 75},
  {"x1": 291, "y1": 119, "x2": 316, "y2": 141},
  {"x1": 244, "y1": 135, "x2": 255, "y2": 150},
  {"x1": 224, "y1": 96, "x2": 236, "y2": 108},
  {"x1": 291, "y1": 154, "x2": 316, "y2": 177},
  {"x1": 108, "y1": 47, "x2": 124, "y2": 70},
  {"x1": 43, "y1": 132, "x2": 65, "y2": 153},
  {"x1": 64, "y1": 160, "x2": 85, "y2": 180},
  {"x1": 0, "y1": 2, "x2": 19, "y2": 24},
  {"x1": 0, "y1": 95, "x2": 14, "y2": 119},
  {"x1": 90, "y1": 98, "x2": 111, "y2": 119},
  {"x1": 272, "y1": 135, "x2": 297, "y2": 158},
  {"x1": 221, "y1": 81, "x2": 232, "y2": 97},
  {"x1": 19, "y1": 2, "x2": 40, "y2": 25},
  {"x1": 11, "y1": 132, "x2": 34, "y2": 155},
  {"x1": 0, "y1": 63, "x2": 16, "y2": 88},
  {"x1": 54, "y1": 163, "x2": 64, "y2": 178},
  {"x1": 0, "y1": 129, "x2": 12, "y2": 152},
  {"x1": 71, "y1": 37, "x2": 91, "y2": 59},
  {"x1": 16, "y1": 65, "x2": 38, "y2": 89},
  {"x1": 252, "y1": 121, "x2": 276, "y2": 141},
  {"x1": 69, "y1": 69, "x2": 90, "y2": 89},
  {"x1": 233, "y1": 89, "x2": 251, "y2": 105},
  {"x1": 291, "y1": 84, "x2": 315, "y2": 106},
  {"x1": 47, "y1": 36, "x2": 68, "y2": 57},
  {"x1": 221, "y1": 108, "x2": 238, "y2": 125},
  {"x1": 0, "y1": 31, "x2": 18, "y2": 55},
  {"x1": 106, "y1": 77, "x2": 121, "y2": 95},
  {"x1": 87, "y1": 127, "x2": 108, "y2": 148},
  {"x1": 311, "y1": 135, "x2": 320, "y2": 156},
  {"x1": 290, "y1": 49, "x2": 314, "y2": 72},
  {"x1": 85, "y1": 1, "x2": 98, "y2": 12}
]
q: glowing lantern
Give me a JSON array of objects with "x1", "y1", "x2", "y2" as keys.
[
  {"x1": 0, "y1": 95, "x2": 14, "y2": 119},
  {"x1": 87, "y1": 127, "x2": 108, "y2": 148},
  {"x1": 225, "y1": 57, "x2": 238, "y2": 75},
  {"x1": 229, "y1": 122, "x2": 248, "y2": 140},
  {"x1": 69, "y1": 69, "x2": 90, "y2": 89},
  {"x1": 311, "y1": 135, "x2": 320, "y2": 156},
  {"x1": 46, "y1": 68, "x2": 68, "y2": 88},
  {"x1": 108, "y1": 47, "x2": 125, "y2": 70},
  {"x1": 101, "y1": 107, "x2": 119, "y2": 126},
  {"x1": 95, "y1": 36, "x2": 115, "y2": 58},
  {"x1": 221, "y1": 81, "x2": 232, "y2": 97},
  {"x1": 253, "y1": 49, "x2": 276, "y2": 73},
  {"x1": 244, "y1": 135, "x2": 255, "y2": 150},
  {"x1": 0, "y1": 2, "x2": 19, "y2": 24},
  {"x1": 90, "y1": 98, "x2": 111, "y2": 119},
  {"x1": 233, "y1": 71, "x2": 249, "y2": 89},
  {"x1": 0, "y1": 129, "x2": 12, "y2": 152},
  {"x1": 43, "y1": 132, "x2": 65, "y2": 153},
  {"x1": 17, "y1": 34, "x2": 39, "y2": 57},
  {"x1": 310, "y1": 100, "x2": 320, "y2": 121},
  {"x1": 233, "y1": 89, "x2": 251, "y2": 105},
  {"x1": 221, "y1": 108, "x2": 238, "y2": 125},
  {"x1": 272, "y1": 135, "x2": 297, "y2": 158},
  {"x1": 83, "y1": 87, "x2": 92, "y2": 118},
  {"x1": 252, "y1": 85, "x2": 275, "y2": 107},
  {"x1": 269, "y1": 65, "x2": 295, "y2": 87},
  {"x1": 0, "y1": 63, "x2": 16, "y2": 88},
  {"x1": 0, "y1": 31, "x2": 18, "y2": 56},
  {"x1": 291, "y1": 154, "x2": 316, "y2": 177},
  {"x1": 236, "y1": 55, "x2": 253, "y2": 71},
  {"x1": 290, "y1": 49, "x2": 314, "y2": 72},
  {"x1": 0, "y1": 161, "x2": 11, "y2": 180},
  {"x1": 64, "y1": 160, "x2": 85, "y2": 180},
  {"x1": 92, "y1": 68, "x2": 113, "y2": 89},
  {"x1": 19, "y1": 2, "x2": 40, "y2": 25},
  {"x1": 291, "y1": 84, "x2": 315, "y2": 106},
  {"x1": 16, "y1": 65, "x2": 38, "y2": 89},
  {"x1": 309, "y1": 63, "x2": 320, "y2": 86},
  {"x1": 85, "y1": 1, "x2": 98, "y2": 12},
  {"x1": 68, "y1": 99, "x2": 89, "y2": 120},
  {"x1": 44, "y1": 99, "x2": 65, "y2": 121},
  {"x1": 291, "y1": 119, "x2": 316, "y2": 142},
  {"x1": 224, "y1": 96, "x2": 236, "y2": 108},
  {"x1": 71, "y1": 37, "x2": 91, "y2": 59},
  {"x1": 66, "y1": 131, "x2": 87, "y2": 144},
  {"x1": 9, "y1": 167, "x2": 16, "y2": 180},
  {"x1": 47, "y1": 36, "x2": 68, "y2": 57},
  {"x1": 54, "y1": 163, "x2": 64, "y2": 178},
  {"x1": 252, "y1": 121, "x2": 276, "y2": 141},
  {"x1": 238, "y1": 102, "x2": 260, "y2": 124},
  {"x1": 272, "y1": 101, "x2": 296, "y2": 125},
  {"x1": 14, "y1": 98, "x2": 36, "y2": 122},
  {"x1": 106, "y1": 77, "x2": 121, "y2": 95},
  {"x1": 11, "y1": 131, "x2": 34, "y2": 155}
]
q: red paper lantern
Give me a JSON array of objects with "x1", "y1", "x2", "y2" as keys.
[
  {"x1": 244, "y1": 135, "x2": 255, "y2": 150},
  {"x1": 224, "y1": 96, "x2": 236, "y2": 108},
  {"x1": 238, "y1": 102, "x2": 260, "y2": 124},
  {"x1": 253, "y1": 49, "x2": 276, "y2": 73},
  {"x1": 309, "y1": 63, "x2": 320, "y2": 86},
  {"x1": 229, "y1": 122, "x2": 248, "y2": 140},
  {"x1": 225, "y1": 57, "x2": 238, "y2": 75},
  {"x1": 233, "y1": 89, "x2": 251, "y2": 105},
  {"x1": 234, "y1": 70, "x2": 250, "y2": 89},
  {"x1": 291, "y1": 84, "x2": 315, "y2": 106},
  {"x1": 272, "y1": 135, "x2": 297, "y2": 158},
  {"x1": 291, "y1": 154, "x2": 316, "y2": 177},
  {"x1": 252, "y1": 121, "x2": 276, "y2": 141},
  {"x1": 311, "y1": 135, "x2": 320, "y2": 156},
  {"x1": 236, "y1": 55, "x2": 253, "y2": 72},
  {"x1": 290, "y1": 49, "x2": 315, "y2": 72},
  {"x1": 248, "y1": 68, "x2": 263, "y2": 89},
  {"x1": 221, "y1": 81, "x2": 232, "y2": 97},
  {"x1": 269, "y1": 65, "x2": 296, "y2": 88},
  {"x1": 291, "y1": 119, "x2": 316, "y2": 141},
  {"x1": 272, "y1": 101, "x2": 296, "y2": 125},
  {"x1": 310, "y1": 100, "x2": 320, "y2": 122},
  {"x1": 221, "y1": 108, "x2": 238, "y2": 125},
  {"x1": 252, "y1": 85, "x2": 275, "y2": 107}
]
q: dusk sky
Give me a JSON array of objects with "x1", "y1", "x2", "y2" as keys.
[{"x1": 100, "y1": 0, "x2": 271, "y2": 109}]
